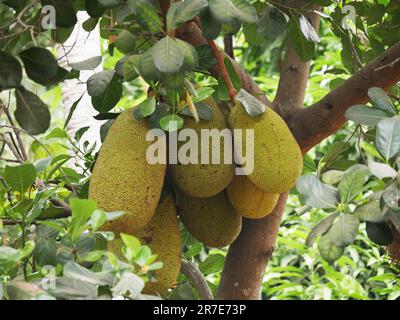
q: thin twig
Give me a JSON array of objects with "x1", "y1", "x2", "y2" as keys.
[
  {"x1": 223, "y1": 35, "x2": 234, "y2": 59},
  {"x1": 207, "y1": 39, "x2": 238, "y2": 102},
  {"x1": 0, "y1": 98, "x2": 28, "y2": 161},
  {"x1": 180, "y1": 260, "x2": 214, "y2": 300}
]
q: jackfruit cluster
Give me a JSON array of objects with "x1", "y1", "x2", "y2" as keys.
[{"x1": 88, "y1": 93, "x2": 302, "y2": 295}]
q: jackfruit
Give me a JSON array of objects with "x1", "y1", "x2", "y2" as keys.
[
  {"x1": 89, "y1": 110, "x2": 166, "y2": 234},
  {"x1": 108, "y1": 195, "x2": 181, "y2": 296},
  {"x1": 227, "y1": 175, "x2": 279, "y2": 219},
  {"x1": 228, "y1": 103, "x2": 302, "y2": 193},
  {"x1": 169, "y1": 97, "x2": 234, "y2": 198},
  {"x1": 179, "y1": 192, "x2": 242, "y2": 248}
]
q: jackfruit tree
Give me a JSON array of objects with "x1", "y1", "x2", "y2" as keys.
[{"x1": 0, "y1": 0, "x2": 400, "y2": 301}]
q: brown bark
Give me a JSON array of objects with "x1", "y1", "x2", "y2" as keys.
[
  {"x1": 216, "y1": 194, "x2": 288, "y2": 299},
  {"x1": 288, "y1": 42, "x2": 400, "y2": 152}
]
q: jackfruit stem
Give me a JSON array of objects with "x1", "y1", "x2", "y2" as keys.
[{"x1": 207, "y1": 40, "x2": 238, "y2": 102}]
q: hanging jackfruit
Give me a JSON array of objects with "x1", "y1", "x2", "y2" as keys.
[
  {"x1": 227, "y1": 175, "x2": 279, "y2": 219},
  {"x1": 108, "y1": 195, "x2": 181, "y2": 296},
  {"x1": 169, "y1": 97, "x2": 234, "y2": 198},
  {"x1": 228, "y1": 103, "x2": 302, "y2": 193},
  {"x1": 89, "y1": 110, "x2": 166, "y2": 234},
  {"x1": 179, "y1": 192, "x2": 242, "y2": 248}
]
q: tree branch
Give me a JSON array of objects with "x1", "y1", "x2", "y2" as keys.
[
  {"x1": 180, "y1": 260, "x2": 214, "y2": 300},
  {"x1": 288, "y1": 41, "x2": 400, "y2": 153},
  {"x1": 207, "y1": 39, "x2": 238, "y2": 102}
]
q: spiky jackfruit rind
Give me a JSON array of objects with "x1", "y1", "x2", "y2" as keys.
[
  {"x1": 89, "y1": 110, "x2": 166, "y2": 234},
  {"x1": 227, "y1": 175, "x2": 279, "y2": 219},
  {"x1": 229, "y1": 104, "x2": 303, "y2": 193},
  {"x1": 169, "y1": 97, "x2": 235, "y2": 198},
  {"x1": 179, "y1": 192, "x2": 242, "y2": 248},
  {"x1": 108, "y1": 195, "x2": 181, "y2": 296}
]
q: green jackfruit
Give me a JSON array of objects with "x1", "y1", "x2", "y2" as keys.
[
  {"x1": 109, "y1": 195, "x2": 181, "y2": 296},
  {"x1": 169, "y1": 97, "x2": 235, "y2": 198},
  {"x1": 89, "y1": 110, "x2": 166, "y2": 234},
  {"x1": 227, "y1": 175, "x2": 279, "y2": 219},
  {"x1": 229, "y1": 104, "x2": 303, "y2": 193},
  {"x1": 179, "y1": 192, "x2": 242, "y2": 248}
]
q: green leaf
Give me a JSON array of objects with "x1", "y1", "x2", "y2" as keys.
[
  {"x1": 177, "y1": 39, "x2": 199, "y2": 71},
  {"x1": 62, "y1": 261, "x2": 114, "y2": 286},
  {"x1": 199, "y1": 254, "x2": 225, "y2": 275},
  {"x1": 139, "y1": 96, "x2": 156, "y2": 117},
  {"x1": 160, "y1": 114, "x2": 184, "y2": 132},
  {"x1": 200, "y1": 8, "x2": 221, "y2": 40},
  {"x1": 296, "y1": 174, "x2": 338, "y2": 209},
  {"x1": 151, "y1": 36, "x2": 184, "y2": 74},
  {"x1": 130, "y1": 0, "x2": 163, "y2": 33},
  {"x1": 354, "y1": 200, "x2": 385, "y2": 223},
  {"x1": 87, "y1": 70, "x2": 115, "y2": 96},
  {"x1": 15, "y1": 87, "x2": 51, "y2": 135},
  {"x1": 167, "y1": 0, "x2": 208, "y2": 31},
  {"x1": 196, "y1": 44, "x2": 217, "y2": 69},
  {"x1": 235, "y1": 89, "x2": 266, "y2": 116},
  {"x1": 19, "y1": 47, "x2": 59, "y2": 85},
  {"x1": 366, "y1": 221, "x2": 393, "y2": 245},
  {"x1": 123, "y1": 54, "x2": 141, "y2": 81},
  {"x1": 98, "y1": 0, "x2": 119, "y2": 8},
  {"x1": 317, "y1": 233, "x2": 344, "y2": 263},
  {"x1": 70, "y1": 56, "x2": 102, "y2": 71},
  {"x1": 41, "y1": 0, "x2": 77, "y2": 28},
  {"x1": 329, "y1": 214, "x2": 360, "y2": 247},
  {"x1": 115, "y1": 30, "x2": 136, "y2": 54},
  {"x1": 0, "y1": 51, "x2": 22, "y2": 89},
  {"x1": 85, "y1": 0, "x2": 106, "y2": 18},
  {"x1": 64, "y1": 92, "x2": 85, "y2": 129},
  {"x1": 209, "y1": 0, "x2": 257, "y2": 24},
  {"x1": 70, "y1": 198, "x2": 97, "y2": 225},
  {"x1": 299, "y1": 14, "x2": 320, "y2": 43},
  {"x1": 345, "y1": 105, "x2": 390, "y2": 127},
  {"x1": 112, "y1": 272, "x2": 144, "y2": 299},
  {"x1": 288, "y1": 16, "x2": 315, "y2": 62},
  {"x1": 368, "y1": 87, "x2": 397, "y2": 114},
  {"x1": 306, "y1": 212, "x2": 340, "y2": 247},
  {"x1": 121, "y1": 233, "x2": 141, "y2": 256},
  {"x1": 338, "y1": 165, "x2": 371, "y2": 204},
  {"x1": 138, "y1": 50, "x2": 161, "y2": 81},
  {"x1": 91, "y1": 81, "x2": 122, "y2": 113},
  {"x1": 180, "y1": 102, "x2": 213, "y2": 121},
  {"x1": 90, "y1": 209, "x2": 106, "y2": 231},
  {"x1": 3, "y1": 163, "x2": 37, "y2": 193},
  {"x1": 231, "y1": 0, "x2": 257, "y2": 23},
  {"x1": 367, "y1": 159, "x2": 398, "y2": 180},
  {"x1": 375, "y1": 117, "x2": 400, "y2": 161},
  {"x1": 257, "y1": 4, "x2": 287, "y2": 40}
]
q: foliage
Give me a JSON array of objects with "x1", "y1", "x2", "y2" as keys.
[{"x1": 0, "y1": 0, "x2": 399, "y2": 300}]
